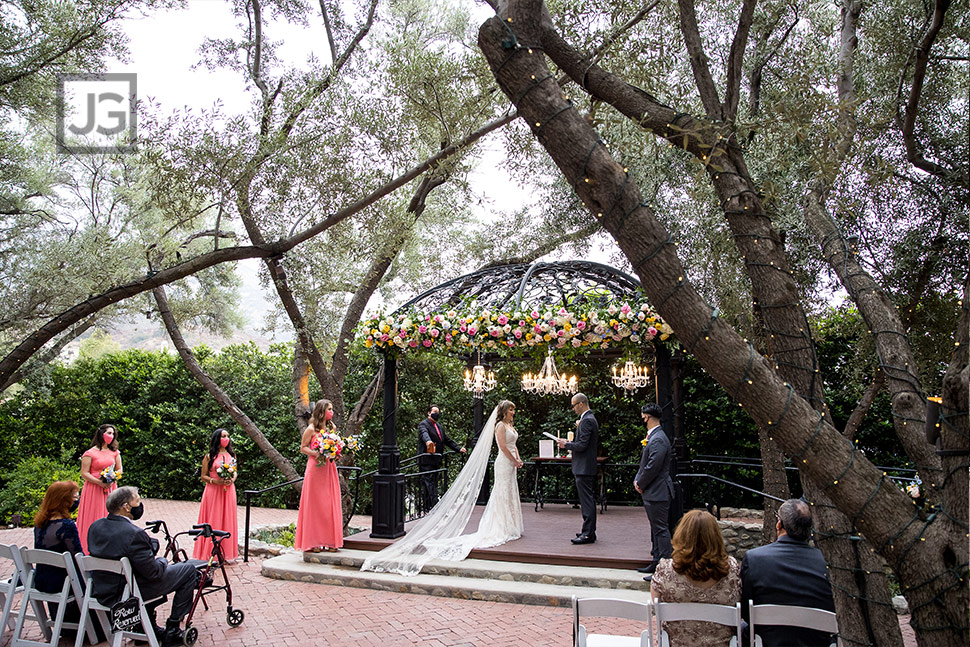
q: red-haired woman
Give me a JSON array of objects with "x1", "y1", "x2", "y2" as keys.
[
  {"x1": 33, "y1": 481, "x2": 86, "y2": 637},
  {"x1": 650, "y1": 509, "x2": 741, "y2": 646},
  {"x1": 193, "y1": 428, "x2": 239, "y2": 561},
  {"x1": 76, "y1": 423, "x2": 122, "y2": 552},
  {"x1": 294, "y1": 400, "x2": 344, "y2": 553}
]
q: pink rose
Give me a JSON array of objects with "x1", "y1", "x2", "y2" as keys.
[
  {"x1": 430, "y1": 328, "x2": 440, "y2": 338},
  {"x1": 518, "y1": 320, "x2": 526, "y2": 327},
  {"x1": 422, "y1": 339, "x2": 432, "y2": 347},
  {"x1": 557, "y1": 330, "x2": 565, "y2": 337},
  {"x1": 468, "y1": 327, "x2": 478, "y2": 336},
  {"x1": 621, "y1": 304, "x2": 631, "y2": 314},
  {"x1": 418, "y1": 325, "x2": 427, "y2": 334},
  {"x1": 408, "y1": 340, "x2": 418, "y2": 348},
  {"x1": 490, "y1": 329, "x2": 500, "y2": 337},
  {"x1": 380, "y1": 334, "x2": 389, "y2": 342},
  {"x1": 497, "y1": 314, "x2": 508, "y2": 325},
  {"x1": 648, "y1": 326, "x2": 658, "y2": 336},
  {"x1": 445, "y1": 334, "x2": 452, "y2": 342},
  {"x1": 514, "y1": 330, "x2": 522, "y2": 339},
  {"x1": 434, "y1": 315, "x2": 442, "y2": 323},
  {"x1": 530, "y1": 310, "x2": 540, "y2": 319},
  {"x1": 534, "y1": 325, "x2": 542, "y2": 334},
  {"x1": 558, "y1": 307, "x2": 567, "y2": 315},
  {"x1": 577, "y1": 321, "x2": 586, "y2": 330},
  {"x1": 460, "y1": 324, "x2": 467, "y2": 333},
  {"x1": 398, "y1": 330, "x2": 407, "y2": 338},
  {"x1": 426, "y1": 315, "x2": 431, "y2": 322}
]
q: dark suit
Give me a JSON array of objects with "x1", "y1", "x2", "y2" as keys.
[
  {"x1": 565, "y1": 410, "x2": 599, "y2": 537},
  {"x1": 740, "y1": 535, "x2": 836, "y2": 647},
  {"x1": 87, "y1": 514, "x2": 200, "y2": 624},
  {"x1": 417, "y1": 417, "x2": 462, "y2": 511},
  {"x1": 635, "y1": 425, "x2": 674, "y2": 562}
]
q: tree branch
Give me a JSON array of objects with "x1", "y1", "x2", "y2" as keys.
[
  {"x1": 723, "y1": 0, "x2": 757, "y2": 123},
  {"x1": 844, "y1": 367, "x2": 884, "y2": 441},
  {"x1": 676, "y1": 0, "x2": 723, "y2": 118}
]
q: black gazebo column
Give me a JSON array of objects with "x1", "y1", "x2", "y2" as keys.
[
  {"x1": 655, "y1": 342, "x2": 685, "y2": 526},
  {"x1": 370, "y1": 352, "x2": 405, "y2": 538},
  {"x1": 473, "y1": 396, "x2": 489, "y2": 505}
]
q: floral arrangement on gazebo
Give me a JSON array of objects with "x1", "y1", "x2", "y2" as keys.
[{"x1": 360, "y1": 297, "x2": 673, "y2": 356}]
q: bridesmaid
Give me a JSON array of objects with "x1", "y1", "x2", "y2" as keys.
[
  {"x1": 76, "y1": 423, "x2": 122, "y2": 552},
  {"x1": 294, "y1": 399, "x2": 344, "y2": 553},
  {"x1": 193, "y1": 428, "x2": 239, "y2": 562}
]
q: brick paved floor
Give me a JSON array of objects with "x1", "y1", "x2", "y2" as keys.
[{"x1": 0, "y1": 499, "x2": 919, "y2": 647}]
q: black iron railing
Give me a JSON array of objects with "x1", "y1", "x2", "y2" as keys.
[{"x1": 242, "y1": 465, "x2": 361, "y2": 562}]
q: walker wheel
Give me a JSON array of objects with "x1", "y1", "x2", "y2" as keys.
[
  {"x1": 227, "y1": 608, "x2": 245, "y2": 626},
  {"x1": 183, "y1": 626, "x2": 199, "y2": 646}
]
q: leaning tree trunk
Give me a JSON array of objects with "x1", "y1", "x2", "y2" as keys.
[
  {"x1": 476, "y1": 8, "x2": 967, "y2": 644},
  {"x1": 152, "y1": 286, "x2": 301, "y2": 485}
]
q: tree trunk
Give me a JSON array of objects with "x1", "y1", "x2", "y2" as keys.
[
  {"x1": 476, "y1": 9, "x2": 967, "y2": 644},
  {"x1": 152, "y1": 286, "x2": 301, "y2": 485}
]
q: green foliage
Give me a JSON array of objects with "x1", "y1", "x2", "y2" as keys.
[
  {"x1": 251, "y1": 523, "x2": 296, "y2": 548},
  {"x1": 0, "y1": 452, "x2": 81, "y2": 525}
]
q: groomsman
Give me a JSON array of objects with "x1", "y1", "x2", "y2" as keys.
[
  {"x1": 559, "y1": 393, "x2": 599, "y2": 544},
  {"x1": 635, "y1": 402, "x2": 674, "y2": 580},
  {"x1": 417, "y1": 404, "x2": 466, "y2": 511}
]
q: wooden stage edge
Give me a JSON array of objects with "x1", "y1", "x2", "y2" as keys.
[{"x1": 344, "y1": 502, "x2": 651, "y2": 571}]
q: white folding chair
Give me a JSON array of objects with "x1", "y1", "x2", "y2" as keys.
[
  {"x1": 748, "y1": 601, "x2": 840, "y2": 647},
  {"x1": 1, "y1": 544, "x2": 47, "y2": 644},
  {"x1": 654, "y1": 601, "x2": 742, "y2": 647},
  {"x1": 74, "y1": 555, "x2": 162, "y2": 647},
  {"x1": 572, "y1": 595, "x2": 653, "y2": 647},
  {"x1": 10, "y1": 548, "x2": 98, "y2": 647}
]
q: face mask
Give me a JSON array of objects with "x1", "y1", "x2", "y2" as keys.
[
  {"x1": 220, "y1": 437, "x2": 230, "y2": 448},
  {"x1": 430, "y1": 412, "x2": 440, "y2": 421},
  {"x1": 70, "y1": 500, "x2": 79, "y2": 513},
  {"x1": 102, "y1": 432, "x2": 115, "y2": 445},
  {"x1": 324, "y1": 410, "x2": 333, "y2": 421},
  {"x1": 129, "y1": 502, "x2": 144, "y2": 520}
]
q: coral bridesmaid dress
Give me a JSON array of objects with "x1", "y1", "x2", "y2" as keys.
[
  {"x1": 295, "y1": 441, "x2": 344, "y2": 551},
  {"x1": 193, "y1": 454, "x2": 239, "y2": 561},
  {"x1": 76, "y1": 447, "x2": 119, "y2": 553}
]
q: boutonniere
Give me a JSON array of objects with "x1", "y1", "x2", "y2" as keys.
[{"x1": 641, "y1": 437, "x2": 648, "y2": 446}]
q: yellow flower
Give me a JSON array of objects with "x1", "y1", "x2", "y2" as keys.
[
  {"x1": 543, "y1": 334, "x2": 552, "y2": 342},
  {"x1": 365, "y1": 339, "x2": 374, "y2": 347},
  {"x1": 381, "y1": 324, "x2": 390, "y2": 333},
  {"x1": 641, "y1": 438, "x2": 648, "y2": 446}
]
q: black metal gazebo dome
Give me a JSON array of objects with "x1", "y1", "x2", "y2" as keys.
[{"x1": 394, "y1": 261, "x2": 647, "y2": 316}]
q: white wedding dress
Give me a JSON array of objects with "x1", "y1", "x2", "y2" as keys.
[{"x1": 360, "y1": 406, "x2": 523, "y2": 576}]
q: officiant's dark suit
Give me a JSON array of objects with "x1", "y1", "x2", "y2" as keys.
[
  {"x1": 562, "y1": 393, "x2": 599, "y2": 544},
  {"x1": 417, "y1": 405, "x2": 465, "y2": 511},
  {"x1": 635, "y1": 403, "x2": 674, "y2": 571}
]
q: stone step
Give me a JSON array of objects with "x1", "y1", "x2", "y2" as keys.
[{"x1": 260, "y1": 549, "x2": 652, "y2": 607}]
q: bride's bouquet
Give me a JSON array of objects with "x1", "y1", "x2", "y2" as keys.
[{"x1": 99, "y1": 465, "x2": 122, "y2": 484}]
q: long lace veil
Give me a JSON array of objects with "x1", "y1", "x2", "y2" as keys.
[{"x1": 360, "y1": 406, "x2": 499, "y2": 576}]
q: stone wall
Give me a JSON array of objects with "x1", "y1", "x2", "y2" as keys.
[{"x1": 718, "y1": 519, "x2": 765, "y2": 559}]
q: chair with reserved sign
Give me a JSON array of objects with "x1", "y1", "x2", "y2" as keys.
[
  {"x1": 10, "y1": 548, "x2": 98, "y2": 647},
  {"x1": 74, "y1": 555, "x2": 163, "y2": 647}
]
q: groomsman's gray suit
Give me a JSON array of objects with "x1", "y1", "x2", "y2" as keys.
[{"x1": 635, "y1": 425, "x2": 674, "y2": 562}]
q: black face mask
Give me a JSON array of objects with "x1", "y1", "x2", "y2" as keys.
[
  {"x1": 430, "y1": 412, "x2": 440, "y2": 421},
  {"x1": 69, "y1": 500, "x2": 79, "y2": 513},
  {"x1": 129, "y1": 502, "x2": 145, "y2": 520}
]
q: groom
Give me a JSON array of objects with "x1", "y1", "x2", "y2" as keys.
[{"x1": 558, "y1": 393, "x2": 599, "y2": 544}]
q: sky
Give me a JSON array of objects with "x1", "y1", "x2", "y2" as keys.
[{"x1": 96, "y1": 0, "x2": 537, "y2": 342}]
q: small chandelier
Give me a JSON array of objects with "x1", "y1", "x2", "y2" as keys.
[
  {"x1": 464, "y1": 357, "x2": 496, "y2": 399},
  {"x1": 612, "y1": 360, "x2": 650, "y2": 393},
  {"x1": 521, "y1": 350, "x2": 577, "y2": 396}
]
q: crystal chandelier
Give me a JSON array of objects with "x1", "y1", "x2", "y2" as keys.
[
  {"x1": 463, "y1": 358, "x2": 496, "y2": 399},
  {"x1": 612, "y1": 360, "x2": 650, "y2": 393},
  {"x1": 521, "y1": 351, "x2": 577, "y2": 396}
]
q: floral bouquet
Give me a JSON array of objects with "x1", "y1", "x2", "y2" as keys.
[
  {"x1": 311, "y1": 432, "x2": 345, "y2": 463},
  {"x1": 99, "y1": 465, "x2": 122, "y2": 484},
  {"x1": 215, "y1": 459, "x2": 237, "y2": 485}
]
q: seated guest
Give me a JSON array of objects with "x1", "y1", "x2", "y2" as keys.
[
  {"x1": 650, "y1": 509, "x2": 741, "y2": 647},
  {"x1": 741, "y1": 498, "x2": 836, "y2": 647},
  {"x1": 33, "y1": 481, "x2": 85, "y2": 635},
  {"x1": 87, "y1": 487, "x2": 199, "y2": 647}
]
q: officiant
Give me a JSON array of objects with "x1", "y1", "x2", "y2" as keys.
[{"x1": 417, "y1": 404, "x2": 466, "y2": 512}]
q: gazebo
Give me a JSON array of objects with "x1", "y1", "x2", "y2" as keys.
[{"x1": 364, "y1": 261, "x2": 687, "y2": 538}]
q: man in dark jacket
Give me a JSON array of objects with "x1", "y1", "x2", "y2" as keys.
[
  {"x1": 740, "y1": 498, "x2": 836, "y2": 646},
  {"x1": 635, "y1": 402, "x2": 674, "y2": 579},
  {"x1": 559, "y1": 393, "x2": 599, "y2": 544},
  {"x1": 87, "y1": 487, "x2": 200, "y2": 647},
  {"x1": 416, "y1": 404, "x2": 466, "y2": 511}
]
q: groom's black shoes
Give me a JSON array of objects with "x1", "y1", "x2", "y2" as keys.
[
  {"x1": 571, "y1": 533, "x2": 596, "y2": 544},
  {"x1": 637, "y1": 562, "x2": 657, "y2": 574}
]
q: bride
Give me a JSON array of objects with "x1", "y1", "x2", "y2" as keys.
[{"x1": 361, "y1": 400, "x2": 524, "y2": 576}]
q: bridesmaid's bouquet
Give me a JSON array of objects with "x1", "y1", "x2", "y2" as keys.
[
  {"x1": 215, "y1": 459, "x2": 237, "y2": 488},
  {"x1": 99, "y1": 466, "x2": 122, "y2": 484},
  {"x1": 311, "y1": 432, "x2": 345, "y2": 463}
]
